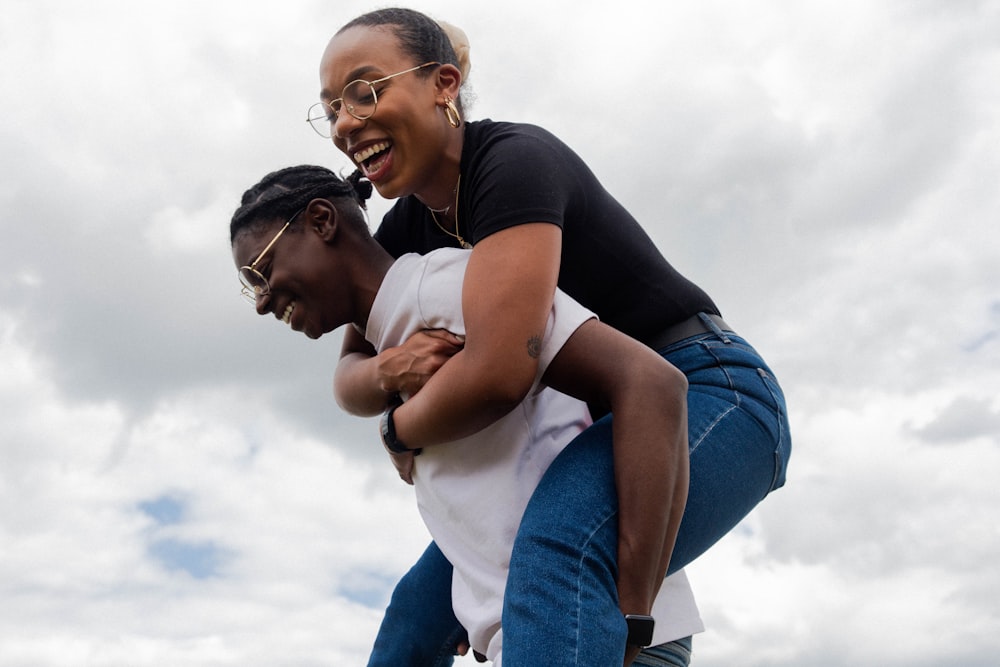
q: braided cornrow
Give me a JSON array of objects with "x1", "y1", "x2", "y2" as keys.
[{"x1": 230, "y1": 165, "x2": 372, "y2": 242}]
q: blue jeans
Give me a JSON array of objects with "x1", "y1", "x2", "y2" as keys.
[{"x1": 368, "y1": 325, "x2": 791, "y2": 665}]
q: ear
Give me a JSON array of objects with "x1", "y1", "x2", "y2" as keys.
[
  {"x1": 434, "y1": 63, "x2": 463, "y2": 102},
  {"x1": 307, "y1": 198, "x2": 339, "y2": 242}
]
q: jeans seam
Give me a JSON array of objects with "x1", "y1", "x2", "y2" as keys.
[
  {"x1": 690, "y1": 403, "x2": 737, "y2": 453},
  {"x1": 690, "y1": 341, "x2": 740, "y2": 453},
  {"x1": 573, "y1": 507, "x2": 618, "y2": 666},
  {"x1": 756, "y1": 367, "x2": 788, "y2": 493}
]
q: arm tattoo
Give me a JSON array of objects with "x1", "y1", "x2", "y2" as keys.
[{"x1": 526, "y1": 335, "x2": 542, "y2": 359}]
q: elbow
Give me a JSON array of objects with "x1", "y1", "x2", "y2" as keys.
[
  {"x1": 655, "y1": 362, "x2": 688, "y2": 413},
  {"x1": 486, "y1": 371, "x2": 534, "y2": 412},
  {"x1": 468, "y1": 353, "x2": 536, "y2": 413},
  {"x1": 333, "y1": 359, "x2": 384, "y2": 417},
  {"x1": 332, "y1": 375, "x2": 353, "y2": 413},
  {"x1": 662, "y1": 362, "x2": 688, "y2": 400},
  {"x1": 622, "y1": 357, "x2": 688, "y2": 414}
]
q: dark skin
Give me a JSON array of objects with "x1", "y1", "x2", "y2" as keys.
[
  {"x1": 320, "y1": 27, "x2": 691, "y2": 662},
  {"x1": 233, "y1": 198, "x2": 689, "y2": 665}
]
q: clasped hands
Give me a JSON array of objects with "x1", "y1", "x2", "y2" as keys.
[{"x1": 376, "y1": 328, "x2": 464, "y2": 484}]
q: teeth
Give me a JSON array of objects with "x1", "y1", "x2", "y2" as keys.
[
  {"x1": 354, "y1": 141, "x2": 390, "y2": 163},
  {"x1": 282, "y1": 302, "x2": 295, "y2": 324}
]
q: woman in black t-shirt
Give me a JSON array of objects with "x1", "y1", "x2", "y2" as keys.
[{"x1": 311, "y1": 8, "x2": 791, "y2": 666}]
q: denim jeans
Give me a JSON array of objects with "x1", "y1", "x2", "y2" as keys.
[
  {"x1": 368, "y1": 324, "x2": 791, "y2": 665},
  {"x1": 367, "y1": 541, "x2": 465, "y2": 667},
  {"x1": 633, "y1": 636, "x2": 693, "y2": 666}
]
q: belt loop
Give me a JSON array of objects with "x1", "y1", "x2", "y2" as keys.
[{"x1": 698, "y1": 312, "x2": 731, "y2": 344}]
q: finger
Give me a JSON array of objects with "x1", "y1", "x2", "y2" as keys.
[{"x1": 423, "y1": 328, "x2": 466, "y2": 346}]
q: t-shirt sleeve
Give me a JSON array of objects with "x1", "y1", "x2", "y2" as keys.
[
  {"x1": 464, "y1": 127, "x2": 583, "y2": 243},
  {"x1": 536, "y1": 288, "x2": 596, "y2": 382}
]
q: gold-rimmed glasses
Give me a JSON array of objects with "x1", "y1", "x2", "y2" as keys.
[
  {"x1": 238, "y1": 208, "x2": 305, "y2": 303},
  {"x1": 307, "y1": 62, "x2": 440, "y2": 138}
]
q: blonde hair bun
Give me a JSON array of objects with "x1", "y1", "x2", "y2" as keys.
[{"x1": 438, "y1": 20, "x2": 471, "y2": 81}]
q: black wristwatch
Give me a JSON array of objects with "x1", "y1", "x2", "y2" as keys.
[
  {"x1": 379, "y1": 401, "x2": 411, "y2": 454},
  {"x1": 625, "y1": 614, "x2": 656, "y2": 648}
]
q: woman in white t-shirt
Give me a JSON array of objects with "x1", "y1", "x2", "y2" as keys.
[{"x1": 230, "y1": 165, "x2": 699, "y2": 665}]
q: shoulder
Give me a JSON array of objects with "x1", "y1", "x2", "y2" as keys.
[
  {"x1": 466, "y1": 119, "x2": 578, "y2": 162},
  {"x1": 463, "y1": 119, "x2": 595, "y2": 199},
  {"x1": 539, "y1": 289, "x2": 597, "y2": 371}
]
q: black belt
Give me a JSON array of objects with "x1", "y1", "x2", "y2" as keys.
[{"x1": 645, "y1": 313, "x2": 735, "y2": 350}]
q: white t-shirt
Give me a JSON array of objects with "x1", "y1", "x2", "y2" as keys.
[{"x1": 365, "y1": 248, "x2": 703, "y2": 663}]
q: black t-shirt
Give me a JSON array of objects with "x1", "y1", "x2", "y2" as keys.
[{"x1": 374, "y1": 119, "x2": 719, "y2": 345}]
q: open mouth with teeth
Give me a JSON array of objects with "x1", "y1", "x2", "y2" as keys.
[
  {"x1": 281, "y1": 302, "x2": 295, "y2": 324},
  {"x1": 354, "y1": 141, "x2": 391, "y2": 178}
]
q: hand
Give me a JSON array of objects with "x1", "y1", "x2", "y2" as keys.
[
  {"x1": 387, "y1": 449, "x2": 415, "y2": 485},
  {"x1": 377, "y1": 329, "x2": 464, "y2": 397},
  {"x1": 624, "y1": 645, "x2": 641, "y2": 666}
]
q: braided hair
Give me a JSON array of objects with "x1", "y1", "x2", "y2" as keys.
[
  {"x1": 230, "y1": 165, "x2": 372, "y2": 243},
  {"x1": 337, "y1": 8, "x2": 462, "y2": 100}
]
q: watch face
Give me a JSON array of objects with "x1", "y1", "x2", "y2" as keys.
[{"x1": 625, "y1": 615, "x2": 655, "y2": 647}]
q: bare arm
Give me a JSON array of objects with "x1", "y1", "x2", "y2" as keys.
[
  {"x1": 335, "y1": 325, "x2": 465, "y2": 417},
  {"x1": 542, "y1": 319, "x2": 689, "y2": 665},
  {"x1": 390, "y1": 223, "x2": 562, "y2": 446}
]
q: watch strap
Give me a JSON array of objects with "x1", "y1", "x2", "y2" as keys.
[{"x1": 379, "y1": 402, "x2": 410, "y2": 454}]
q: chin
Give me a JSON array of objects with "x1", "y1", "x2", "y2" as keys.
[{"x1": 371, "y1": 176, "x2": 408, "y2": 201}]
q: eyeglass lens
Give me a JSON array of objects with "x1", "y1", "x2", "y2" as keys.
[
  {"x1": 308, "y1": 80, "x2": 378, "y2": 137},
  {"x1": 239, "y1": 268, "x2": 267, "y2": 302}
]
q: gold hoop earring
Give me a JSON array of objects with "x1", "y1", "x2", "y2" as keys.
[{"x1": 444, "y1": 97, "x2": 462, "y2": 128}]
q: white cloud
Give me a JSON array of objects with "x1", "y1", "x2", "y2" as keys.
[
  {"x1": 2, "y1": 0, "x2": 999, "y2": 665},
  {"x1": 0, "y1": 315, "x2": 431, "y2": 665}
]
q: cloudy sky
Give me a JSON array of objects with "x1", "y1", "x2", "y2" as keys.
[{"x1": 2, "y1": 0, "x2": 999, "y2": 665}]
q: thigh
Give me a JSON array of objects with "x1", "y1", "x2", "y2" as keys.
[
  {"x1": 368, "y1": 541, "x2": 465, "y2": 667},
  {"x1": 664, "y1": 334, "x2": 791, "y2": 570},
  {"x1": 502, "y1": 418, "x2": 627, "y2": 665},
  {"x1": 501, "y1": 334, "x2": 790, "y2": 660}
]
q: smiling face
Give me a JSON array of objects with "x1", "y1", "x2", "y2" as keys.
[
  {"x1": 231, "y1": 205, "x2": 352, "y2": 340},
  {"x1": 319, "y1": 25, "x2": 463, "y2": 207}
]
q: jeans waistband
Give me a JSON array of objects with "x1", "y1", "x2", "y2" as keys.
[{"x1": 646, "y1": 312, "x2": 735, "y2": 350}]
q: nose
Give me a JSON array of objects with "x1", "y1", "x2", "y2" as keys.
[
  {"x1": 332, "y1": 110, "x2": 365, "y2": 141},
  {"x1": 255, "y1": 291, "x2": 272, "y2": 316}
]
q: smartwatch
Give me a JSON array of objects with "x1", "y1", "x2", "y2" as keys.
[
  {"x1": 624, "y1": 614, "x2": 655, "y2": 648},
  {"x1": 379, "y1": 401, "x2": 411, "y2": 454}
]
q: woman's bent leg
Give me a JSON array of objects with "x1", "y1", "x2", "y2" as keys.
[
  {"x1": 502, "y1": 333, "x2": 790, "y2": 663},
  {"x1": 501, "y1": 419, "x2": 628, "y2": 665},
  {"x1": 368, "y1": 541, "x2": 466, "y2": 667},
  {"x1": 666, "y1": 334, "x2": 791, "y2": 568}
]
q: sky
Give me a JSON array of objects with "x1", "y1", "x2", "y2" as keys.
[{"x1": 1, "y1": 0, "x2": 999, "y2": 665}]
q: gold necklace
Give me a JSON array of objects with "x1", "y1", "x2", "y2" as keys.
[{"x1": 429, "y1": 175, "x2": 472, "y2": 249}]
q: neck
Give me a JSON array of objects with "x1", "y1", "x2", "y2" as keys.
[
  {"x1": 417, "y1": 172, "x2": 460, "y2": 219},
  {"x1": 415, "y1": 127, "x2": 464, "y2": 215},
  {"x1": 350, "y1": 242, "x2": 395, "y2": 334}
]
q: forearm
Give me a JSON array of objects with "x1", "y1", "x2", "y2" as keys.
[
  {"x1": 613, "y1": 381, "x2": 689, "y2": 615},
  {"x1": 391, "y1": 348, "x2": 532, "y2": 448},
  {"x1": 541, "y1": 321, "x2": 690, "y2": 615},
  {"x1": 335, "y1": 327, "x2": 465, "y2": 418},
  {"x1": 335, "y1": 351, "x2": 393, "y2": 417},
  {"x1": 388, "y1": 224, "x2": 560, "y2": 449}
]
